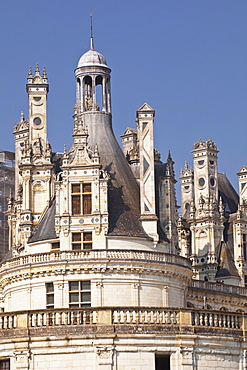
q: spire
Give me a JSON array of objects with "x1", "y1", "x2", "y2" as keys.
[
  {"x1": 43, "y1": 67, "x2": 47, "y2": 78},
  {"x1": 90, "y1": 9, "x2": 94, "y2": 50},
  {"x1": 35, "y1": 63, "x2": 40, "y2": 75}
]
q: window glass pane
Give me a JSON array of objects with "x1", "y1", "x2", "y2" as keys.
[
  {"x1": 81, "y1": 292, "x2": 91, "y2": 302},
  {"x1": 72, "y1": 244, "x2": 81, "y2": 250},
  {"x1": 83, "y1": 183, "x2": 91, "y2": 193},
  {"x1": 83, "y1": 232, "x2": 92, "y2": 241},
  {"x1": 46, "y1": 283, "x2": 54, "y2": 292},
  {"x1": 72, "y1": 184, "x2": 80, "y2": 193},
  {"x1": 83, "y1": 194, "x2": 92, "y2": 214},
  {"x1": 72, "y1": 233, "x2": 81, "y2": 242},
  {"x1": 70, "y1": 293, "x2": 79, "y2": 302},
  {"x1": 72, "y1": 195, "x2": 81, "y2": 215},
  {"x1": 47, "y1": 295, "x2": 54, "y2": 305},
  {"x1": 81, "y1": 281, "x2": 91, "y2": 290},
  {"x1": 70, "y1": 304, "x2": 79, "y2": 308},
  {"x1": 69, "y1": 281, "x2": 79, "y2": 290},
  {"x1": 83, "y1": 243, "x2": 92, "y2": 250}
]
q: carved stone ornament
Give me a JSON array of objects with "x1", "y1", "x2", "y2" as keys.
[
  {"x1": 95, "y1": 346, "x2": 113, "y2": 365},
  {"x1": 180, "y1": 347, "x2": 193, "y2": 365}
]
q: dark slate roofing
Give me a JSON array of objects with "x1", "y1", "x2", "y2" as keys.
[
  {"x1": 28, "y1": 198, "x2": 57, "y2": 243},
  {"x1": 154, "y1": 163, "x2": 170, "y2": 242},
  {"x1": 218, "y1": 173, "x2": 239, "y2": 214},
  {"x1": 86, "y1": 112, "x2": 148, "y2": 238},
  {"x1": 216, "y1": 241, "x2": 240, "y2": 278}
]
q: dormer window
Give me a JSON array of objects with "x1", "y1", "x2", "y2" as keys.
[{"x1": 71, "y1": 183, "x2": 92, "y2": 215}]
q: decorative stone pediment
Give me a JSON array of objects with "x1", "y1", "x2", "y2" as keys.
[
  {"x1": 69, "y1": 146, "x2": 93, "y2": 166},
  {"x1": 137, "y1": 102, "x2": 154, "y2": 112}
]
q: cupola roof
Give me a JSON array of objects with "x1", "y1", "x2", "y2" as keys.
[{"x1": 77, "y1": 48, "x2": 108, "y2": 68}]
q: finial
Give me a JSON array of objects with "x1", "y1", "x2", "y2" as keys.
[
  {"x1": 167, "y1": 150, "x2": 172, "y2": 161},
  {"x1": 35, "y1": 63, "x2": 40, "y2": 75},
  {"x1": 90, "y1": 8, "x2": 94, "y2": 50},
  {"x1": 21, "y1": 112, "x2": 25, "y2": 121},
  {"x1": 28, "y1": 66, "x2": 32, "y2": 77},
  {"x1": 63, "y1": 144, "x2": 67, "y2": 153},
  {"x1": 43, "y1": 67, "x2": 47, "y2": 78}
]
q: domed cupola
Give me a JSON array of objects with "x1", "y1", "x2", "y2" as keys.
[
  {"x1": 75, "y1": 33, "x2": 111, "y2": 114},
  {"x1": 77, "y1": 49, "x2": 108, "y2": 68}
]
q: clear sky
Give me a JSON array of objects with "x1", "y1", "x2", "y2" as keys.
[{"x1": 0, "y1": 0, "x2": 246, "y2": 203}]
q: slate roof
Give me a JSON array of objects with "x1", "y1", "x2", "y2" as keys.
[
  {"x1": 216, "y1": 241, "x2": 240, "y2": 278},
  {"x1": 86, "y1": 114, "x2": 148, "y2": 238},
  {"x1": 28, "y1": 198, "x2": 57, "y2": 243},
  {"x1": 218, "y1": 173, "x2": 239, "y2": 214}
]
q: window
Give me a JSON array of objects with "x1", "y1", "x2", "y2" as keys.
[
  {"x1": 155, "y1": 354, "x2": 170, "y2": 370},
  {"x1": 46, "y1": 283, "x2": 54, "y2": 309},
  {"x1": 0, "y1": 190, "x2": 2, "y2": 196},
  {"x1": 0, "y1": 205, "x2": 2, "y2": 212},
  {"x1": 0, "y1": 220, "x2": 2, "y2": 227},
  {"x1": 245, "y1": 276, "x2": 247, "y2": 288},
  {"x1": 69, "y1": 281, "x2": 91, "y2": 308},
  {"x1": 51, "y1": 242, "x2": 60, "y2": 250},
  {"x1": 0, "y1": 360, "x2": 10, "y2": 370},
  {"x1": 72, "y1": 232, "x2": 92, "y2": 250},
  {"x1": 243, "y1": 234, "x2": 247, "y2": 261},
  {"x1": 71, "y1": 183, "x2": 92, "y2": 215}
]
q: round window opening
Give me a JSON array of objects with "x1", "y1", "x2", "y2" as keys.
[
  {"x1": 33, "y1": 117, "x2": 42, "y2": 126},
  {"x1": 198, "y1": 160, "x2": 204, "y2": 165},
  {"x1": 33, "y1": 97, "x2": 41, "y2": 101},
  {"x1": 198, "y1": 177, "x2": 205, "y2": 187},
  {"x1": 210, "y1": 177, "x2": 215, "y2": 186}
]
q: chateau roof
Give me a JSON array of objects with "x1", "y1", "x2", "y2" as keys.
[
  {"x1": 28, "y1": 198, "x2": 57, "y2": 243},
  {"x1": 86, "y1": 117, "x2": 148, "y2": 238},
  {"x1": 77, "y1": 49, "x2": 108, "y2": 68},
  {"x1": 218, "y1": 173, "x2": 239, "y2": 214}
]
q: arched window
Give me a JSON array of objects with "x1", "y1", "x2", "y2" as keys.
[
  {"x1": 83, "y1": 76, "x2": 93, "y2": 111},
  {"x1": 95, "y1": 75, "x2": 103, "y2": 111}
]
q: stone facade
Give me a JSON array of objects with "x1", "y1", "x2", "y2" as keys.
[{"x1": 0, "y1": 32, "x2": 247, "y2": 369}]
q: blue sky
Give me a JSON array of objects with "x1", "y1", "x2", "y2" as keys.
[{"x1": 0, "y1": 0, "x2": 246, "y2": 202}]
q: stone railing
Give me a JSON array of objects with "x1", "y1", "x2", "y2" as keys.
[
  {"x1": 0, "y1": 307, "x2": 244, "y2": 332},
  {"x1": 0, "y1": 250, "x2": 191, "y2": 272},
  {"x1": 190, "y1": 279, "x2": 247, "y2": 296}
]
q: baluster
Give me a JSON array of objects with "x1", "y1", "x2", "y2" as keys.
[
  {"x1": 58, "y1": 311, "x2": 62, "y2": 325},
  {"x1": 123, "y1": 310, "x2": 127, "y2": 324},
  {"x1": 227, "y1": 315, "x2": 231, "y2": 328},
  {"x1": 153, "y1": 311, "x2": 157, "y2": 324},
  {"x1": 147, "y1": 311, "x2": 151, "y2": 324},
  {"x1": 219, "y1": 314, "x2": 223, "y2": 327},
  {"x1": 140, "y1": 310, "x2": 145, "y2": 324},
  {"x1": 174, "y1": 311, "x2": 178, "y2": 325},
  {"x1": 0, "y1": 315, "x2": 3, "y2": 329},
  {"x1": 223, "y1": 314, "x2": 227, "y2": 327},
  {"x1": 116, "y1": 310, "x2": 121, "y2": 324},
  {"x1": 165, "y1": 311, "x2": 170, "y2": 324},
  {"x1": 33, "y1": 313, "x2": 38, "y2": 327},
  {"x1": 89, "y1": 310, "x2": 93, "y2": 324},
  {"x1": 129, "y1": 310, "x2": 133, "y2": 324},
  {"x1": 204, "y1": 313, "x2": 209, "y2": 326},
  {"x1": 214, "y1": 314, "x2": 218, "y2": 327},
  {"x1": 4, "y1": 316, "x2": 8, "y2": 329},
  {"x1": 195, "y1": 312, "x2": 199, "y2": 326},
  {"x1": 200, "y1": 313, "x2": 204, "y2": 326},
  {"x1": 82, "y1": 310, "x2": 87, "y2": 325}
]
